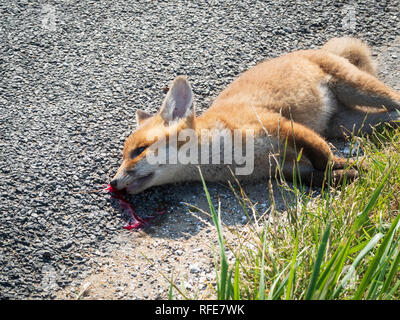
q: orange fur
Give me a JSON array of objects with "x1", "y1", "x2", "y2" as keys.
[{"x1": 111, "y1": 37, "x2": 400, "y2": 193}]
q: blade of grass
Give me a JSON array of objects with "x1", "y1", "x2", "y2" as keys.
[
  {"x1": 332, "y1": 232, "x2": 383, "y2": 299},
  {"x1": 198, "y1": 167, "x2": 230, "y2": 300},
  {"x1": 313, "y1": 241, "x2": 345, "y2": 299},
  {"x1": 285, "y1": 236, "x2": 298, "y2": 300},
  {"x1": 353, "y1": 213, "x2": 400, "y2": 299},
  {"x1": 233, "y1": 259, "x2": 240, "y2": 300},
  {"x1": 305, "y1": 222, "x2": 331, "y2": 300},
  {"x1": 366, "y1": 218, "x2": 400, "y2": 299},
  {"x1": 352, "y1": 166, "x2": 391, "y2": 232},
  {"x1": 380, "y1": 244, "x2": 400, "y2": 299},
  {"x1": 257, "y1": 229, "x2": 267, "y2": 300}
]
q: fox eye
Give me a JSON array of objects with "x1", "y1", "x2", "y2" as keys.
[{"x1": 130, "y1": 146, "x2": 147, "y2": 159}]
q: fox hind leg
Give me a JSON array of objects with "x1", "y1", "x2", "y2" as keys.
[
  {"x1": 327, "y1": 62, "x2": 400, "y2": 111},
  {"x1": 268, "y1": 114, "x2": 358, "y2": 186},
  {"x1": 324, "y1": 106, "x2": 400, "y2": 139},
  {"x1": 281, "y1": 161, "x2": 359, "y2": 187}
]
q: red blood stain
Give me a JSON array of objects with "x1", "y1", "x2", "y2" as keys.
[{"x1": 104, "y1": 184, "x2": 166, "y2": 230}]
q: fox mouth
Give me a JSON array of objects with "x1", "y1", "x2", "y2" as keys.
[{"x1": 126, "y1": 173, "x2": 154, "y2": 193}]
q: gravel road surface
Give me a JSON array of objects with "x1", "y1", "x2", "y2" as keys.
[{"x1": 0, "y1": 0, "x2": 399, "y2": 299}]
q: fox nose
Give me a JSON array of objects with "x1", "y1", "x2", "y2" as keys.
[{"x1": 109, "y1": 179, "x2": 118, "y2": 189}]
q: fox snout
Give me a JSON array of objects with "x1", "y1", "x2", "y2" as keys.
[
  {"x1": 110, "y1": 160, "x2": 156, "y2": 194},
  {"x1": 109, "y1": 174, "x2": 133, "y2": 190},
  {"x1": 109, "y1": 179, "x2": 118, "y2": 189},
  {"x1": 110, "y1": 162, "x2": 134, "y2": 190},
  {"x1": 109, "y1": 174, "x2": 130, "y2": 190}
]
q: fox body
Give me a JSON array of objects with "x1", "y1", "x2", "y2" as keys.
[{"x1": 111, "y1": 37, "x2": 400, "y2": 194}]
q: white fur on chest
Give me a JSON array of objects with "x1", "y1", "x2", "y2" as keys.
[{"x1": 316, "y1": 80, "x2": 339, "y2": 134}]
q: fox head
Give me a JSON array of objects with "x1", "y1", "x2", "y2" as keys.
[{"x1": 110, "y1": 76, "x2": 196, "y2": 194}]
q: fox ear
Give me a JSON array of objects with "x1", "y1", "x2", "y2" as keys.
[
  {"x1": 136, "y1": 110, "x2": 152, "y2": 125},
  {"x1": 160, "y1": 76, "x2": 194, "y2": 123}
]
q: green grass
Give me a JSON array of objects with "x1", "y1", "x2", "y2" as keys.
[{"x1": 169, "y1": 125, "x2": 400, "y2": 300}]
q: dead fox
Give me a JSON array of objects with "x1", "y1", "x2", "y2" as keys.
[{"x1": 110, "y1": 37, "x2": 400, "y2": 194}]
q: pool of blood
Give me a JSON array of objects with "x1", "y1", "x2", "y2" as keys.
[{"x1": 104, "y1": 184, "x2": 166, "y2": 230}]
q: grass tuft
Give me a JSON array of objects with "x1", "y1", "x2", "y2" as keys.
[{"x1": 169, "y1": 126, "x2": 400, "y2": 300}]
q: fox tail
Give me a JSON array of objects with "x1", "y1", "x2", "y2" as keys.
[{"x1": 322, "y1": 37, "x2": 377, "y2": 75}]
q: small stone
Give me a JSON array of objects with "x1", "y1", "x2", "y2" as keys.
[{"x1": 189, "y1": 264, "x2": 201, "y2": 274}]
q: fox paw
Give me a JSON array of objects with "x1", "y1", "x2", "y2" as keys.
[
  {"x1": 332, "y1": 156, "x2": 367, "y2": 171},
  {"x1": 331, "y1": 168, "x2": 359, "y2": 185}
]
